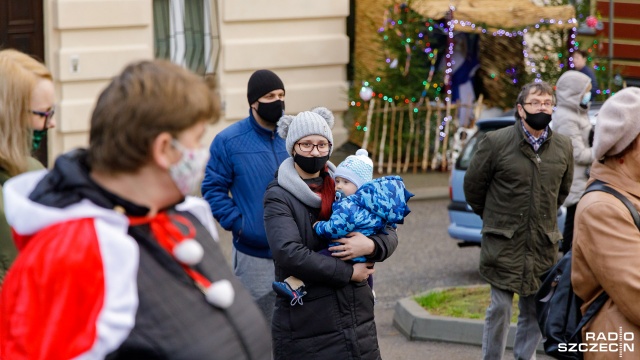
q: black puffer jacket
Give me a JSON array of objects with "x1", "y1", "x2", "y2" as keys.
[{"x1": 264, "y1": 179, "x2": 397, "y2": 360}]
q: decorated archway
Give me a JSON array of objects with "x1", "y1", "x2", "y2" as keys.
[{"x1": 350, "y1": 0, "x2": 577, "y2": 172}]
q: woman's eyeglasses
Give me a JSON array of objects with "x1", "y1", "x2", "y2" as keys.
[
  {"x1": 31, "y1": 106, "x2": 55, "y2": 128},
  {"x1": 296, "y1": 142, "x2": 332, "y2": 155}
]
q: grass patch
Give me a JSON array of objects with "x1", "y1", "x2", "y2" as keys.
[{"x1": 414, "y1": 286, "x2": 519, "y2": 323}]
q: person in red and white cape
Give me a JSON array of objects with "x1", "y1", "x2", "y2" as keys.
[{"x1": 0, "y1": 60, "x2": 271, "y2": 360}]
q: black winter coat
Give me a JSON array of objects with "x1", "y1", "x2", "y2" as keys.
[{"x1": 264, "y1": 180, "x2": 398, "y2": 360}]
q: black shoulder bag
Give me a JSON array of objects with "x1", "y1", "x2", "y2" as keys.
[{"x1": 535, "y1": 180, "x2": 640, "y2": 360}]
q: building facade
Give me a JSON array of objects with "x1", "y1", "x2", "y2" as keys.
[
  {"x1": 595, "y1": 0, "x2": 640, "y2": 82},
  {"x1": 1, "y1": 0, "x2": 350, "y2": 164}
]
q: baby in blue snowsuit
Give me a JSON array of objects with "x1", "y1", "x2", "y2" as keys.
[{"x1": 273, "y1": 149, "x2": 413, "y2": 305}]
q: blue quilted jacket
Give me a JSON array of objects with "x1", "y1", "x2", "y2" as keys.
[
  {"x1": 315, "y1": 175, "x2": 413, "y2": 239},
  {"x1": 201, "y1": 111, "x2": 288, "y2": 258}
]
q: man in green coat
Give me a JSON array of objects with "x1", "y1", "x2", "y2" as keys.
[{"x1": 464, "y1": 81, "x2": 573, "y2": 360}]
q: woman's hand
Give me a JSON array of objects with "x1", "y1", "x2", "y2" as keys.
[
  {"x1": 329, "y1": 232, "x2": 375, "y2": 261},
  {"x1": 351, "y1": 262, "x2": 375, "y2": 282}
]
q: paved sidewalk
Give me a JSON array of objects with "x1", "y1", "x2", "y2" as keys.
[{"x1": 392, "y1": 170, "x2": 450, "y2": 201}]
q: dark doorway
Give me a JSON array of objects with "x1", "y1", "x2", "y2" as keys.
[{"x1": 0, "y1": 0, "x2": 47, "y2": 166}]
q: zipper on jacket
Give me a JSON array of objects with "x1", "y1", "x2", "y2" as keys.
[
  {"x1": 271, "y1": 130, "x2": 279, "y2": 166},
  {"x1": 535, "y1": 153, "x2": 541, "y2": 163}
]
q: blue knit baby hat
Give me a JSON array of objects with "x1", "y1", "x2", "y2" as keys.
[{"x1": 334, "y1": 149, "x2": 374, "y2": 188}]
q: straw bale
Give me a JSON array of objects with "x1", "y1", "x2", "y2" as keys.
[
  {"x1": 354, "y1": 0, "x2": 393, "y2": 81},
  {"x1": 477, "y1": 36, "x2": 525, "y2": 109},
  {"x1": 411, "y1": 0, "x2": 575, "y2": 31}
]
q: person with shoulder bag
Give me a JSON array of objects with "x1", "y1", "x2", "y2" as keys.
[
  {"x1": 536, "y1": 179, "x2": 639, "y2": 359},
  {"x1": 572, "y1": 87, "x2": 640, "y2": 359}
]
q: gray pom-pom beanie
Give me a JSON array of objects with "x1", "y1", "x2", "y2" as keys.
[
  {"x1": 277, "y1": 106, "x2": 335, "y2": 156},
  {"x1": 593, "y1": 87, "x2": 640, "y2": 159}
]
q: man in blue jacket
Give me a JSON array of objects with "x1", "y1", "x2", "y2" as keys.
[{"x1": 201, "y1": 69, "x2": 288, "y2": 323}]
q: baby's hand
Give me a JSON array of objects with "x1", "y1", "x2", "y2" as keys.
[{"x1": 351, "y1": 262, "x2": 375, "y2": 282}]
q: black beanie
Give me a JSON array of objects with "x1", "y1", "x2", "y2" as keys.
[{"x1": 247, "y1": 69, "x2": 285, "y2": 105}]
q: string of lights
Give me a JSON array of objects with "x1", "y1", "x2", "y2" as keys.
[
  {"x1": 355, "y1": 12, "x2": 579, "y2": 109},
  {"x1": 354, "y1": 6, "x2": 579, "y2": 141}
]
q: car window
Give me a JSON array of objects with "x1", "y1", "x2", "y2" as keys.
[
  {"x1": 456, "y1": 130, "x2": 484, "y2": 170},
  {"x1": 456, "y1": 124, "x2": 509, "y2": 170}
]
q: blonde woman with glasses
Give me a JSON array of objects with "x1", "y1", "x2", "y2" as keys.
[{"x1": 0, "y1": 48, "x2": 56, "y2": 284}]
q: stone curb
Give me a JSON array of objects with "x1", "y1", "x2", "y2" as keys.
[{"x1": 392, "y1": 288, "x2": 545, "y2": 352}]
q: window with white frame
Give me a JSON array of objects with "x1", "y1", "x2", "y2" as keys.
[{"x1": 153, "y1": 0, "x2": 220, "y2": 75}]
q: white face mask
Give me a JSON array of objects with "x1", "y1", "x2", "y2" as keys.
[
  {"x1": 581, "y1": 92, "x2": 592, "y2": 105},
  {"x1": 169, "y1": 140, "x2": 210, "y2": 196}
]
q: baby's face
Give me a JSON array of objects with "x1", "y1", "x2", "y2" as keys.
[{"x1": 335, "y1": 177, "x2": 358, "y2": 196}]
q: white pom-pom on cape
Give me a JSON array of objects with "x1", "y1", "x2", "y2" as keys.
[
  {"x1": 173, "y1": 239, "x2": 204, "y2": 265},
  {"x1": 205, "y1": 279, "x2": 235, "y2": 309}
]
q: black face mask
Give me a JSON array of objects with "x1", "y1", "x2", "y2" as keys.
[
  {"x1": 32, "y1": 129, "x2": 47, "y2": 151},
  {"x1": 256, "y1": 100, "x2": 285, "y2": 124},
  {"x1": 523, "y1": 109, "x2": 552, "y2": 131},
  {"x1": 293, "y1": 153, "x2": 329, "y2": 175}
]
